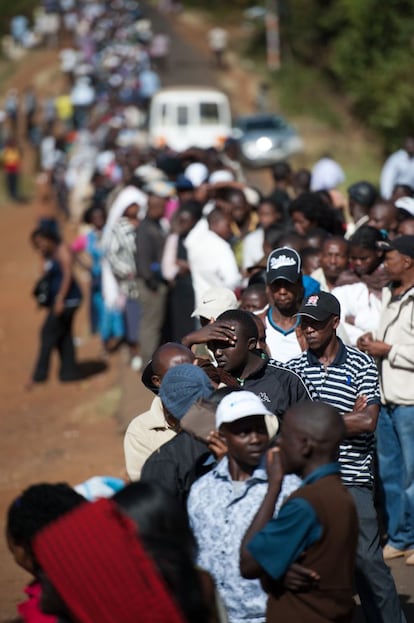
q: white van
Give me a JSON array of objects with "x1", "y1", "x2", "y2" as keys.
[{"x1": 148, "y1": 87, "x2": 232, "y2": 152}]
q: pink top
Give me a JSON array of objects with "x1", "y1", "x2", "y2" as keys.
[{"x1": 17, "y1": 581, "x2": 58, "y2": 623}]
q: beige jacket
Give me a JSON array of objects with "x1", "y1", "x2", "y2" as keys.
[
  {"x1": 124, "y1": 396, "x2": 176, "y2": 481},
  {"x1": 376, "y1": 285, "x2": 414, "y2": 405}
]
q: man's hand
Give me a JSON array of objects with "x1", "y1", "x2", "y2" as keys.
[
  {"x1": 357, "y1": 332, "x2": 373, "y2": 350},
  {"x1": 182, "y1": 321, "x2": 237, "y2": 348},
  {"x1": 353, "y1": 394, "x2": 368, "y2": 413},
  {"x1": 207, "y1": 430, "x2": 227, "y2": 461},
  {"x1": 361, "y1": 340, "x2": 391, "y2": 358},
  {"x1": 283, "y1": 562, "x2": 320, "y2": 592},
  {"x1": 266, "y1": 447, "x2": 284, "y2": 490}
]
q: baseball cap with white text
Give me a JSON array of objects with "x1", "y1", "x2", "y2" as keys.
[{"x1": 266, "y1": 247, "x2": 301, "y2": 284}]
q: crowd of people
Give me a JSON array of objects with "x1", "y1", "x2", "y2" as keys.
[{"x1": 3, "y1": 1, "x2": 414, "y2": 622}]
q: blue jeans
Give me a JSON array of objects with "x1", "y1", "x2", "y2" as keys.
[
  {"x1": 377, "y1": 404, "x2": 414, "y2": 550},
  {"x1": 348, "y1": 486, "x2": 406, "y2": 623}
]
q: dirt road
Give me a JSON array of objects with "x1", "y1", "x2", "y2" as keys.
[{"x1": 0, "y1": 5, "x2": 412, "y2": 621}]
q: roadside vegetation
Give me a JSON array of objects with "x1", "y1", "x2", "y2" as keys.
[{"x1": 184, "y1": 0, "x2": 414, "y2": 182}]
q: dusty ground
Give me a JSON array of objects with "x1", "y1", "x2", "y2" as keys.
[{"x1": 0, "y1": 4, "x2": 412, "y2": 621}]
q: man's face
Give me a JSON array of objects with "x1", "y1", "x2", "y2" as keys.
[
  {"x1": 383, "y1": 250, "x2": 410, "y2": 280},
  {"x1": 230, "y1": 192, "x2": 250, "y2": 225},
  {"x1": 258, "y1": 201, "x2": 281, "y2": 229},
  {"x1": 291, "y1": 210, "x2": 312, "y2": 236},
  {"x1": 300, "y1": 315, "x2": 339, "y2": 351},
  {"x1": 368, "y1": 203, "x2": 396, "y2": 232},
  {"x1": 321, "y1": 241, "x2": 348, "y2": 279},
  {"x1": 220, "y1": 415, "x2": 269, "y2": 468},
  {"x1": 268, "y1": 279, "x2": 302, "y2": 313},
  {"x1": 209, "y1": 322, "x2": 254, "y2": 375},
  {"x1": 148, "y1": 195, "x2": 167, "y2": 220},
  {"x1": 240, "y1": 291, "x2": 268, "y2": 314}
]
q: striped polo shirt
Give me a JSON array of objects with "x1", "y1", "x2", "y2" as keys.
[{"x1": 288, "y1": 339, "x2": 380, "y2": 486}]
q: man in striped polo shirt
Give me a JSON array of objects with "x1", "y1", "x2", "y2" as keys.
[{"x1": 287, "y1": 292, "x2": 406, "y2": 623}]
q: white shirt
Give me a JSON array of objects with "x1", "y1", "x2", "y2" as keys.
[
  {"x1": 265, "y1": 311, "x2": 302, "y2": 363},
  {"x1": 380, "y1": 149, "x2": 414, "y2": 199},
  {"x1": 332, "y1": 282, "x2": 382, "y2": 345},
  {"x1": 311, "y1": 157, "x2": 345, "y2": 191},
  {"x1": 242, "y1": 228, "x2": 264, "y2": 270},
  {"x1": 185, "y1": 219, "x2": 241, "y2": 307}
]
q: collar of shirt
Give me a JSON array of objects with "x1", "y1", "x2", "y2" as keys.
[
  {"x1": 306, "y1": 337, "x2": 347, "y2": 366},
  {"x1": 147, "y1": 397, "x2": 172, "y2": 431},
  {"x1": 241, "y1": 352, "x2": 268, "y2": 383},
  {"x1": 213, "y1": 455, "x2": 268, "y2": 485},
  {"x1": 302, "y1": 462, "x2": 341, "y2": 486},
  {"x1": 267, "y1": 307, "x2": 300, "y2": 335}
]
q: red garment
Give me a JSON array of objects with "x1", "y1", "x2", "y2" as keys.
[
  {"x1": 17, "y1": 581, "x2": 57, "y2": 623},
  {"x1": 33, "y1": 498, "x2": 185, "y2": 623}
]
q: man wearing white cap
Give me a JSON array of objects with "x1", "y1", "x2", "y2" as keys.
[
  {"x1": 187, "y1": 390, "x2": 300, "y2": 623},
  {"x1": 185, "y1": 207, "x2": 241, "y2": 312}
]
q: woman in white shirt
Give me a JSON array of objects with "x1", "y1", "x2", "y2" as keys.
[{"x1": 332, "y1": 226, "x2": 388, "y2": 345}]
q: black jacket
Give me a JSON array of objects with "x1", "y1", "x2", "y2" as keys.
[
  {"x1": 242, "y1": 355, "x2": 317, "y2": 419},
  {"x1": 140, "y1": 431, "x2": 212, "y2": 504}
]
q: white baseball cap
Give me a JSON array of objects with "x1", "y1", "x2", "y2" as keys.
[
  {"x1": 216, "y1": 391, "x2": 279, "y2": 439},
  {"x1": 191, "y1": 286, "x2": 237, "y2": 319},
  {"x1": 395, "y1": 196, "x2": 414, "y2": 217}
]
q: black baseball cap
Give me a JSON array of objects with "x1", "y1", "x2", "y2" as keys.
[
  {"x1": 347, "y1": 181, "x2": 377, "y2": 208},
  {"x1": 295, "y1": 292, "x2": 341, "y2": 321},
  {"x1": 141, "y1": 360, "x2": 159, "y2": 394},
  {"x1": 377, "y1": 235, "x2": 414, "y2": 259},
  {"x1": 266, "y1": 247, "x2": 301, "y2": 284}
]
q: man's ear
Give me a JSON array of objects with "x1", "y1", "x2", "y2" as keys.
[
  {"x1": 332, "y1": 316, "x2": 340, "y2": 330},
  {"x1": 302, "y1": 435, "x2": 314, "y2": 458},
  {"x1": 404, "y1": 255, "x2": 413, "y2": 270},
  {"x1": 248, "y1": 336, "x2": 257, "y2": 351},
  {"x1": 152, "y1": 374, "x2": 161, "y2": 388}
]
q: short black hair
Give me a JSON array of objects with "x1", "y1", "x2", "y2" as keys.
[
  {"x1": 271, "y1": 161, "x2": 292, "y2": 182},
  {"x1": 7, "y1": 483, "x2": 85, "y2": 551},
  {"x1": 290, "y1": 192, "x2": 344, "y2": 235},
  {"x1": 242, "y1": 283, "x2": 267, "y2": 297},
  {"x1": 179, "y1": 200, "x2": 203, "y2": 221},
  {"x1": 83, "y1": 204, "x2": 106, "y2": 225},
  {"x1": 30, "y1": 225, "x2": 61, "y2": 245},
  {"x1": 216, "y1": 309, "x2": 258, "y2": 341},
  {"x1": 349, "y1": 225, "x2": 386, "y2": 250}
]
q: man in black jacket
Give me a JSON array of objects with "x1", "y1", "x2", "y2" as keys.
[{"x1": 208, "y1": 309, "x2": 315, "y2": 418}]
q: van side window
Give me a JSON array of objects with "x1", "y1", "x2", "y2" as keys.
[
  {"x1": 200, "y1": 102, "x2": 219, "y2": 125},
  {"x1": 177, "y1": 105, "x2": 188, "y2": 126}
]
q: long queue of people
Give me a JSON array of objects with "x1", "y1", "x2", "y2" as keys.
[{"x1": 19, "y1": 181, "x2": 414, "y2": 623}]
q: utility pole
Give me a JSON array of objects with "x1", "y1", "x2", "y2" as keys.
[{"x1": 266, "y1": 0, "x2": 280, "y2": 71}]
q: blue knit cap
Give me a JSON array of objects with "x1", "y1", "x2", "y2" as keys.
[{"x1": 159, "y1": 364, "x2": 214, "y2": 421}]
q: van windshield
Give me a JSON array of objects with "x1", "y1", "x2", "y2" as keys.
[{"x1": 200, "y1": 102, "x2": 220, "y2": 125}]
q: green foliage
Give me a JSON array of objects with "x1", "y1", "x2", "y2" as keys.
[{"x1": 281, "y1": 0, "x2": 414, "y2": 150}]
